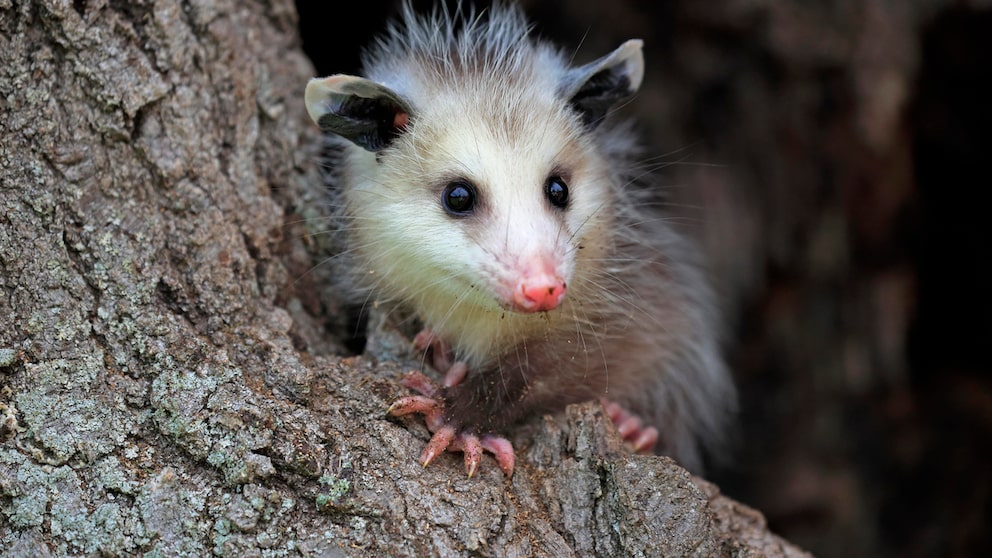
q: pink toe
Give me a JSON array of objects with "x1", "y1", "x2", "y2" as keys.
[
  {"x1": 460, "y1": 433, "x2": 483, "y2": 478},
  {"x1": 602, "y1": 399, "x2": 659, "y2": 454},
  {"x1": 421, "y1": 425, "x2": 457, "y2": 467},
  {"x1": 443, "y1": 362, "x2": 468, "y2": 387},
  {"x1": 387, "y1": 395, "x2": 439, "y2": 417},
  {"x1": 432, "y1": 351, "x2": 452, "y2": 373},
  {"x1": 617, "y1": 415, "x2": 643, "y2": 438},
  {"x1": 413, "y1": 329, "x2": 454, "y2": 372},
  {"x1": 413, "y1": 329, "x2": 434, "y2": 351},
  {"x1": 632, "y1": 426, "x2": 659, "y2": 453},
  {"x1": 480, "y1": 435, "x2": 515, "y2": 477},
  {"x1": 421, "y1": 407, "x2": 447, "y2": 433},
  {"x1": 601, "y1": 399, "x2": 624, "y2": 422},
  {"x1": 400, "y1": 370, "x2": 440, "y2": 398}
]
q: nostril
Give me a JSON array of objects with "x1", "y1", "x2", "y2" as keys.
[{"x1": 517, "y1": 280, "x2": 567, "y2": 312}]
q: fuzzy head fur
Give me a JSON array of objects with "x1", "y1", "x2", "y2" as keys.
[{"x1": 306, "y1": 2, "x2": 644, "y2": 363}]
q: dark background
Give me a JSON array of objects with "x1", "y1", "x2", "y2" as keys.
[{"x1": 294, "y1": 1, "x2": 992, "y2": 556}]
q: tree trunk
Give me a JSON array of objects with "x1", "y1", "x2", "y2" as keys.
[{"x1": 0, "y1": 1, "x2": 807, "y2": 556}]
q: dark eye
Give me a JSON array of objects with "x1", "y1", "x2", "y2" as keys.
[
  {"x1": 442, "y1": 180, "x2": 476, "y2": 216},
  {"x1": 545, "y1": 175, "x2": 569, "y2": 209}
]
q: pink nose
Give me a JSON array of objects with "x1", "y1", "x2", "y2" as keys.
[{"x1": 513, "y1": 278, "x2": 567, "y2": 313}]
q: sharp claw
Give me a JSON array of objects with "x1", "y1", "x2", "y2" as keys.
[
  {"x1": 460, "y1": 433, "x2": 483, "y2": 478},
  {"x1": 387, "y1": 395, "x2": 439, "y2": 416},
  {"x1": 421, "y1": 425, "x2": 457, "y2": 467}
]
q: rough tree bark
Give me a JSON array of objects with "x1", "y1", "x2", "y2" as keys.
[{"x1": 0, "y1": 1, "x2": 807, "y2": 556}]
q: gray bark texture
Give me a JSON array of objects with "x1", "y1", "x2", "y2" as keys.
[{"x1": 0, "y1": 1, "x2": 809, "y2": 556}]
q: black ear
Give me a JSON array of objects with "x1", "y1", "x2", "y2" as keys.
[
  {"x1": 559, "y1": 39, "x2": 644, "y2": 128},
  {"x1": 305, "y1": 75, "x2": 413, "y2": 152}
]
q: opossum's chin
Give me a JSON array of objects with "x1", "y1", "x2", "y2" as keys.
[
  {"x1": 445, "y1": 286, "x2": 564, "y2": 316},
  {"x1": 493, "y1": 298, "x2": 563, "y2": 315},
  {"x1": 487, "y1": 282, "x2": 568, "y2": 314}
]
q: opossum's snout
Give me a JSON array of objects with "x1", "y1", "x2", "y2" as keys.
[
  {"x1": 513, "y1": 278, "x2": 566, "y2": 312},
  {"x1": 508, "y1": 257, "x2": 567, "y2": 313}
]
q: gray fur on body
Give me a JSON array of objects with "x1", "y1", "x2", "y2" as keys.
[{"x1": 306, "y1": 1, "x2": 736, "y2": 473}]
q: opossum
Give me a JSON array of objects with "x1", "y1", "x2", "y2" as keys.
[{"x1": 304, "y1": 1, "x2": 736, "y2": 477}]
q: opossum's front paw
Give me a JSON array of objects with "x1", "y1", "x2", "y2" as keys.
[
  {"x1": 387, "y1": 370, "x2": 515, "y2": 477},
  {"x1": 601, "y1": 399, "x2": 659, "y2": 453}
]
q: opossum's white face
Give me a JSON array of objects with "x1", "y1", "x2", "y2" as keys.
[
  {"x1": 342, "y1": 88, "x2": 615, "y2": 347},
  {"x1": 304, "y1": 23, "x2": 643, "y2": 357}
]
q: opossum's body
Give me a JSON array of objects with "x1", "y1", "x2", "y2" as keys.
[{"x1": 305, "y1": 2, "x2": 735, "y2": 474}]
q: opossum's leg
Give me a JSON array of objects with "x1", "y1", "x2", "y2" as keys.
[
  {"x1": 388, "y1": 370, "x2": 515, "y2": 477},
  {"x1": 601, "y1": 399, "x2": 659, "y2": 453},
  {"x1": 412, "y1": 329, "x2": 468, "y2": 387},
  {"x1": 413, "y1": 328, "x2": 454, "y2": 374}
]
